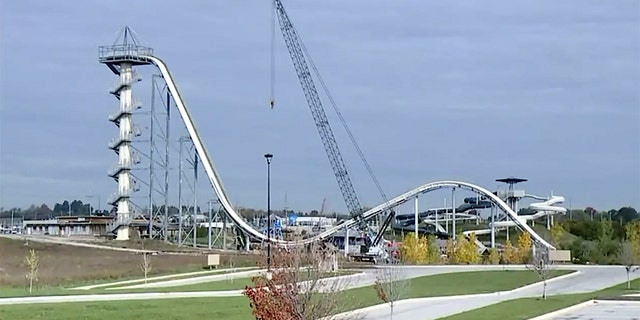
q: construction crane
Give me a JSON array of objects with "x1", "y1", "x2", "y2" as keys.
[
  {"x1": 272, "y1": 0, "x2": 393, "y2": 252},
  {"x1": 319, "y1": 197, "x2": 327, "y2": 216}
]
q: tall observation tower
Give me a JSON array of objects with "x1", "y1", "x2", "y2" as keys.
[{"x1": 99, "y1": 26, "x2": 153, "y2": 240}]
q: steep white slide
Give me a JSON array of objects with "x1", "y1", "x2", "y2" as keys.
[{"x1": 141, "y1": 54, "x2": 556, "y2": 249}]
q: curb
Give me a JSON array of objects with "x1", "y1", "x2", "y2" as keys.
[{"x1": 526, "y1": 299, "x2": 595, "y2": 320}]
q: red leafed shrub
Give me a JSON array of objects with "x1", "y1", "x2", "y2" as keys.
[{"x1": 242, "y1": 243, "x2": 354, "y2": 320}]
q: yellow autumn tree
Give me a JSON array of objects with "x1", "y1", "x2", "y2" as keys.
[
  {"x1": 550, "y1": 224, "x2": 565, "y2": 249},
  {"x1": 425, "y1": 235, "x2": 440, "y2": 264},
  {"x1": 399, "y1": 233, "x2": 428, "y2": 264},
  {"x1": 625, "y1": 221, "x2": 640, "y2": 261},
  {"x1": 445, "y1": 238, "x2": 456, "y2": 264},
  {"x1": 487, "y1": 248, "x2": 500, "y2": 265},
  {"x1": 516, "y1": 232, "x2": 533, "y2": 264},
  {"x1": 457, "y1": 233, "x2": 480, "y2": 264},
  {"x1": 502, "y1": 240, "x2": 517, "y2": 264}
]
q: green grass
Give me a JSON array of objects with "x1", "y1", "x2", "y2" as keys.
[
  {"x1": 124, "y1": 270, "x2": 358, "y2": 293},
  {"x1": 439, "y1": 278, "x2": 640, "y2": 320},
  {"x1": 330, "y1": 269, "x2": 572, "y2": 313},
  {"x1": 0, "y1": 270, "x2": 574, "y2": 320},
  {"x1": 0, "y1": 267, "x2": 258, "y2": 298},
  {"x1": 0, "y1": 270, "x2": 355, "y2": 298},
  {"x1": 2, "y1": 296, "x2": 254, "y2": 320}
]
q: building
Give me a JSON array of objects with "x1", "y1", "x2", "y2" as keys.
[{"x1": 23, "y1": 216, "x2": 113, "y2": 237}]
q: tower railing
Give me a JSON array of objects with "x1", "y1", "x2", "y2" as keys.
[
  {"x1": 108, "y1": 99, "x2": 142, "y2": 122},
  {"x1": 99, "y1": 44, "x2": 153, "y2": 63},
  {"x1": 107, "y1": 161, "x2": 134, "y2": 177},
  {"x1": 109, "y1": 71, "x2": 141, "y2": 93}
]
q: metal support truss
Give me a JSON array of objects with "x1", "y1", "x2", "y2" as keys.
[{"x1": 177, "y1": 136, "x2": 198, "y2": 247}]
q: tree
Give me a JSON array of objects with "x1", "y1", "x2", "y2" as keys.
[
  {"x1": 502, "y1": 240, "x2": 517, "y2": 264},
  {"x1": 399, "y1": 233, "x2": 428, "y2": 264},
  {"x1": 594, "y1": 219, "x2": 619, "y2": 264},
  {"x1": 527, "y1": 247, "x2": 553, "y2": 300},
  {"x1": 550, "y1": 224, "x2": 565, "y2": 249},
  {"x1": 24, "y1": 249, "x2": 39, "y2": 294},
  {"x1": 444, "y1": 238, "x2": 456, "y2": 264},
  {"x1": 620, "y1": 221, "x2": 640, "y2": 289},
  {"x1": 619, "y1": 242, "x2": 639, "y2": 290},
  {"x1": 625, "y1": 221, "x2": 640, "y2": 258},
  {"x1": 243, "y1": 243, "x2": 360, "y2": 320},
  {"x1": 139, "y1": 240, "x2": 152, "y2": 283},
  {"x1": 373, "y1": 262, "x2": 410, "y2": 319},
  {"x1": 516, "y1": 232, "x2": 532, "y2": 264},
  {"x1": 425, "y1": 234, "x2": 440, "y2": 264},
  {"x1": 617, "y1": 207, "x2": 639, "y2": 224},
  {"x1": 487, "y1": 248, "x2": 500, "y2": 265},
  {"x1": 456, "y1": 233, "x2": 480, "y2": 264}
]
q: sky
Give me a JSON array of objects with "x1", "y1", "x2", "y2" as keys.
[{"x1": 0, "y1": 0, "x2": 639, "y2": 214}]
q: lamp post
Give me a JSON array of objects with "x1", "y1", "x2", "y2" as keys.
[{"x1": 264, "y1": 153, "x2": 273, "y2": 272}]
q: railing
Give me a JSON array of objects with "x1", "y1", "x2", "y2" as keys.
[
  {"x1": 107, "y1": 215, "x2": 134, "y2": 234},
  {"x1": 108, "y1": 127, "x2": 141, "y2": 149},
  {"x1": 99, "y1": 45, "x2": 153, "y2": 63},
  {"x1": 108, "y1": 134, "x2": 132, "y2": 149},
  {"x1": 108, "y1": 99, "x2": 142, "y2": 122},
  {"x1": 107, "y1": 161, "x2": 133, "y2": 177},
  {"x1": 109, "y1": 71, "x2": 141, "y2": 93}
]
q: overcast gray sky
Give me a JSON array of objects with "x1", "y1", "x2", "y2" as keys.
[{"x1": 1, "y1": 0, "x2": 638, "y2": 213}]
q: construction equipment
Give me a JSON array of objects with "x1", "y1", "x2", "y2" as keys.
[{"x1": 272, "y1": 0, "x2": 392, "y2": 256}]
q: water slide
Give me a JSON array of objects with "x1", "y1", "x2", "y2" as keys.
[
  {"x1": 392, "y1": 198, "x2": 490, "y2": 238},
  {"x1": 135, "y1": 53, "x2": 555, "y2": 249},
  {"x1": 462, "y1": 195, "x2": 567, "y2": 239}
]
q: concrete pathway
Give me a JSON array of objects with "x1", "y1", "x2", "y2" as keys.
[
  {"x1": 72, "y1": 267, "x2": 257, "y2": 290},
  {"x1": 530, "y1": 299, "x2": 640, "y2": 320},
  {"x1": 340, "y1": 265, "x2": 640, "y2": 320},
  {"x1": 111, "y1": 268, "x2": 264, "y2": 290},
  {"x1": 1, "y1": 264, "x2": 635, "y2": 320},
  {"x1": 0, "y1": 265, "x2": 557, "y2": 305}
]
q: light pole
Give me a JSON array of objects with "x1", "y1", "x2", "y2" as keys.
[{"x1": 264, "y1": 153, "x2": 273, "y2": 272}]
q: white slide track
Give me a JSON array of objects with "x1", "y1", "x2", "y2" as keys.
[
  {"x1": 142, "y1": 54, "x2": 555, "y2": 249},
  {"x1": 462, "y1": 195, "x2": 567, "y2": 246}
]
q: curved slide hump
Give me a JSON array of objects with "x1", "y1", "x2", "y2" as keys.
[
  {"x1": 141, "y1": 55, "x2": 555, "y2": 249},
  {"x1": 529, "y1": 196, "x2": 567, "y2": 214}
]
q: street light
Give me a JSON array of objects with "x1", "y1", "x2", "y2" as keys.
[{"x1": 264, "y1": 153, "x2": 273, "y2": 272}]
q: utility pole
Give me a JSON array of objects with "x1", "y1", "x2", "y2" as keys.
[
  {"x1": 208, "y1": 200, "x2": 212, "y2": 250},
  {"x1": 264, "y1": 153, "x2": 273, "y2": 272}
]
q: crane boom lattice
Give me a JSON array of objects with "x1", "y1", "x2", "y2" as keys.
[{"x1": 273, "y1": 0, "x2": 368, "y2": 231}]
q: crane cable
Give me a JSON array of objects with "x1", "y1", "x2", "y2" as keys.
[
  {"x1": 293, "y1": 23, "x2": 392, "y2": 218},
  {"x1": 269, "y1": 0, "x2": 276, "y2": 109}
]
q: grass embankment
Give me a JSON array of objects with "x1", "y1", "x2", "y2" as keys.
[
  {"x1": 0, "y1": 236, "x2": 261, "y2": 287},
  {"x1": 0, "y1": 270, "x2": 353, "y2": 298},
  {"x1": 439, "y1": 278, "x2": 640, "y2": 320},
  {"x1": 0, "y1": 267, "x2": 259, "y2": 298},
  {"x1": 0, "y1": 270, "x2": 573, "y2": 320}
]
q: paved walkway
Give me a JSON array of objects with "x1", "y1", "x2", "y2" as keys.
[
  {"x1": 72, "y1": 267, "x2": 257, "y2": 290},
  {"x1": 343, "y1": 265, "x2": 640, "y2": 320},
  {"x1": 533, "y1": 300, "x2": 640, "y2": 320},
  {"x1": 1, "y1": 264, "x2": 637, "y2": 320}
]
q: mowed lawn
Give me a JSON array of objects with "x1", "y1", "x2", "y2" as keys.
[
  {"x1": 0, "y1": 270, "x2": 573, "y2": 320},
  {"x1": 440, "y1": 277, "x2": 640, "y2": 320},
  {"x1": 0, "y1": 269, "x2": 258, "y2": 298},
  {"x1": 0, "y1": 271, "x2": 356, "y2": 298}
]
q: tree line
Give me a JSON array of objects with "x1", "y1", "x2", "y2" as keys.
[{"x1": 0, "y1": 200, "x2": 347, "y2": 221}]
